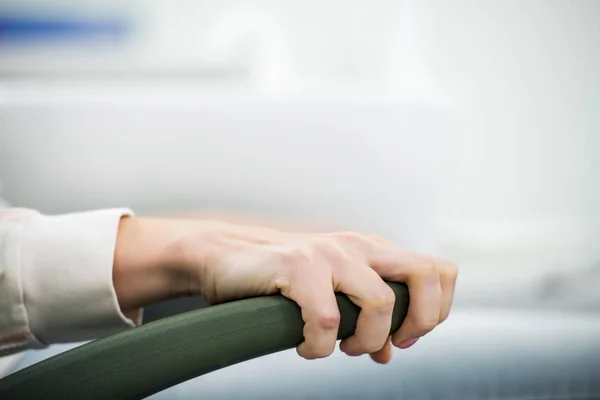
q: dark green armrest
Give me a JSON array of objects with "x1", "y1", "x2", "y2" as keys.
[{"x1": 0, "y1": 282, "x2": 409, "y2": 400}]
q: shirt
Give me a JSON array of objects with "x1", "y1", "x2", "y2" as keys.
[{"x1": 0, "y1": 207, "x2": 141, "y2": 362}]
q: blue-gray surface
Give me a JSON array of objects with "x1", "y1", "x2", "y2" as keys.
[{"x1": 10, "y1": 308, "x2": 600, "y2": 399}]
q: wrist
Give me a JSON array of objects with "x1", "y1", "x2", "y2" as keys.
[{"x1": 113, "y1": 216, "x2": 194, "y2": 312}]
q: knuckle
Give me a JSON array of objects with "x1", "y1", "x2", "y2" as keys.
[
  {"x1": 279, "y1": 246, "x2": 312, "y2": 266},
  {"x1": 312, "y1": 237, "x2": 340, "y2": 252},
  {"x1": 367, "y1": 234, "x2": 389, "y2": 245},
  {"x1": 413, "y1": 260, "x2": 439, "y2": 280},
  {"x1": 316, "y1": 312, "x2": 341, "y2": 331},
  {"x1": 367, "y1": 286, "x2": 396, "y2": 311},
  {"x1": 311, "y1": 237, "x2": 349, "y2": 262},
  {"x1": 334, "y1": 231, "x2": 366, "y2": 244},
  {"x1": 441, "y1": 261, "x2": 459, "y2": 281},
  {"x1": 411, "y1": 317, "x2": 438, "y2": 335}
]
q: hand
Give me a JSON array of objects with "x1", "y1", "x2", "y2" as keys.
[
  {"x1": 177, "y1": 221, "x2": 458, "y2": 364},
  {"x1": 114, "y1": 217, "x2": 458, "y2": 364}
]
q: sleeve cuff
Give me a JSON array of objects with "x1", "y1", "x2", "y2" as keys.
[{"x1": 19, "y1": 209, "x2": 142, "y2": 345}]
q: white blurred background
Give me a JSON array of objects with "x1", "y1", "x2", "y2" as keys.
[{"x1": 1, "y1": 0, "x2": 599, "y2": 310}]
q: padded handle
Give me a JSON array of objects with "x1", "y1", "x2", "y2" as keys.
[{"x1": 0, "y1": 282, "x2": 409, "y2": 400}]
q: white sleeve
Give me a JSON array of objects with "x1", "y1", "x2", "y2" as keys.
[{"x1": 0, "y1": 208, "x2": 142, "y2": 356}]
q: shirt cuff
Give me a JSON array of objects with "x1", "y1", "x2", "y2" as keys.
[{"x1": 19, "y1": 209, "x2": 142, "y2": 345}]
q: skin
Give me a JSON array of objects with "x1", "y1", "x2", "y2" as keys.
[{"x1": 113, "y1": 216, "x2": 458, "y2": 364}]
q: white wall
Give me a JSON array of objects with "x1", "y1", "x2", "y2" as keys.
[{"x1": 1, "y1": 0, "x2": 599, "y2": 276}]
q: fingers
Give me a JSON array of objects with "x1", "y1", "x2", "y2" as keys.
[
  {"x1": 437, "y1": 260, "x2": 459, "y2": 323},
  {"x1": 282, "y1": 265, "x2": 340, "y2": 360},
  {"x1": 361, "y1": 243, "x2": 457, "y2": 348},
  {"x1": 336, "y1": 264, "x2": 396, "y2": 357},
  {"x1": 390, "y1": 260, "x2": 442, "y2": 347},
  {"x1": 275, "y1": 232, "x2": 458, "y2": 363}
]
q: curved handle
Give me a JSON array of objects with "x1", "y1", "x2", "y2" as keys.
[{"x1": 0, "y1": 282, "x2": 409, "y2": 400}]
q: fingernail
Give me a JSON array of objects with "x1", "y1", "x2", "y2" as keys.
[
  {"x1": 345, "y1": 352, "x2": 362, "y2": 357},
  {"x1": 398, "y1": 338, "x2": 419, "y2": 349}
]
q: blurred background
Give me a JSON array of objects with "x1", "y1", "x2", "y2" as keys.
[
  {"x1": 2, "y1": 1, "x2": 600, "y2": 397},
  {"x1": 0, "y1": 0, "x2": 599, "y2": 313}
]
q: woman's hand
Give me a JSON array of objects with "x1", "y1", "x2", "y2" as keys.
[{"x1": 114, "y1": 217, "x2": 458, "y2": 364}]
